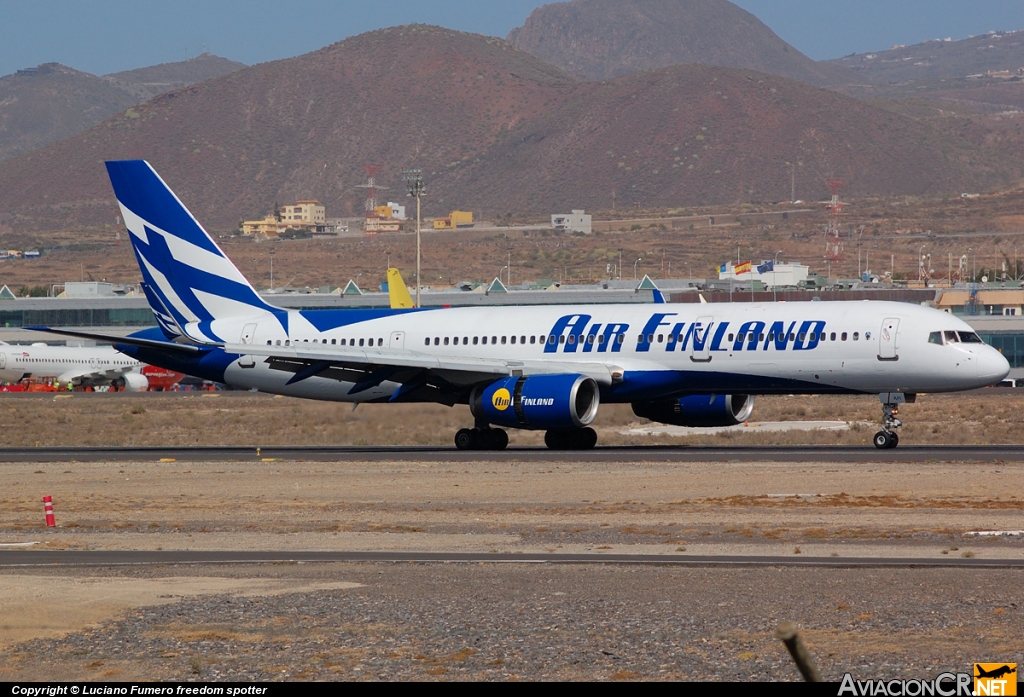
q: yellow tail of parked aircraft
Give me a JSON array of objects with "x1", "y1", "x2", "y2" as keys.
[{"x1": 387, "y1": 268, "x2": 415, "y2": 309}]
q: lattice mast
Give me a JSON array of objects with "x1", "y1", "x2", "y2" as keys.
[{"x1": 824, "y1": 179, "x2": 845, "y2": 264}]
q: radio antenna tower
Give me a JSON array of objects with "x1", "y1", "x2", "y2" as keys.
[
  {"x1": 356, "y1": 164, "x2": 388, "y2": 213},
  {"x1": 824, "y1": 179, "x2": 845, "y2": 264}
]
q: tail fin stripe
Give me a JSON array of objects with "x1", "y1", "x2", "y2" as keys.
[{"x1": 106, "y1": 160, "x2": 284, "y2": 332}]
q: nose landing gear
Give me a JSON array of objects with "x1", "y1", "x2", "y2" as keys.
[{"x1": 873, "y1": 392, "x2": 912, "y2": 449}]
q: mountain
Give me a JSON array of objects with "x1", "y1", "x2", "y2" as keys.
[
  {"x1": 0, "y1": 54, "x2": 245, "y2": 162},
  {"x1": 0, "y1": 63, "x2": 139, "y2": 163},
  {"x1": 0, "y1": 26, "x2": 1015, "y2": 234},
  {"x1": 828, "y1": 30, "x2": 1024, "y2": 85},
  {"x1": 103, "y1": 53, "x2": 247, "y2": 101},
  {"x1": 507, "y1": 0, "x2": 853, "y2": 86}
]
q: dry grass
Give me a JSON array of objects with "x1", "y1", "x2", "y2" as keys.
[{"x1": 0, "y1": 390, "x2": 1022, "y2": 447}]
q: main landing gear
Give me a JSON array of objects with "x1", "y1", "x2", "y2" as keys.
[
  {"x1": 455, "y1": 426, "x2": 509, "y2": 451},
  {"x1": 544, "y1": 427, "x2": 598, "y2": 451},
  {"x1": 873, "y1": 392, "x2": 912, "y2": 449},
  {"x1": 453, "y1": 426, "x2": 599, "y2": 450}
]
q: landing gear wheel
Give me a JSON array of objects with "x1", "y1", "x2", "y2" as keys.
[
  {"x1": 544, "y1": 427, "x2": 598, "y2": 450},
  {"x1": 577, "y1": 427, "x2": 598, "y2": 450},
  {"x1": 889, "y1": 432, "x2": 899, "y2": 448},
  {"x1": 873, "y1": 431, "x2": 891, "y2": 449},
  {"x1": 455, "y1": 428, "x2": 476, "y2": 451},
  {"x1": 485, "y1": 428, "x2": 509, "y2": 451}
]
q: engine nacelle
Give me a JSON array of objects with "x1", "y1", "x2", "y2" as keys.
[
  {"x1": 471, "y1": 374, "x2": 600, "y2": 430},
  {"x1": 121, "y1": 372, "x2": 150, "y2": 392},
  {"x1": 632, "y1": 394, "x2": 754, "y2": 428}
]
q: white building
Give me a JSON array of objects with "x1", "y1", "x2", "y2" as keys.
[
  {"x1": 552, "y1": 210, "x2": 592, "y2": 234},
  {"x1": 387, "y1": 202, "x2": 406, "y2": 220},
  {"x1": 718, "y1": 260, "x2": 809, "y2": 287}
]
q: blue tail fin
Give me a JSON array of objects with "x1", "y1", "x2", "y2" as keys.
[{"x1": 106, "y1": 161, "x2": 280, "y2": 336}]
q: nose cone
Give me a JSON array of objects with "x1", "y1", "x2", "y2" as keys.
[{"x1": 977, "y1": 348, "x2": 1011, "y2": 384}]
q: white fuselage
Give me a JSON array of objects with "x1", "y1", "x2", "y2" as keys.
[
  {"x1": 0, "y1": 342, "x2": 143, "y2": 387},
  {"x1": 179, "y1": 300, "x2": 1008, "y2": 403}
]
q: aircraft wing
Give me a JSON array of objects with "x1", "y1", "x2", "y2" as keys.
[
  {"x1": 26, "y1": 327, "x2": 210, "y2": 354},
  {"x1": 221, "y1": 342, "x2": 623, "y2": 389}
]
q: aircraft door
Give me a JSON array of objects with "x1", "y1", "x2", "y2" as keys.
[
  {"x1": 0, "y1": 353, "x2": 5, "y2": 370},
  {"x1": 689, "y1": 316, "x2": 714, "y2": 363},
  {"x1": 878, "y1": 318, "x2": 900, "y2": 361},
  {"x1": 389, "y1": 331, "x2": 405, "y2": 349},
  {"x1": 240, "y1": 323, "x2": 257, "y2": 344}
]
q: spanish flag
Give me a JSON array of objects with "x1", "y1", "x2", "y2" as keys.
[{"x1": 735, "y1": 261, "x2": 752, "y2": 274}]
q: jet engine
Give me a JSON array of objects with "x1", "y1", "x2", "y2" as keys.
[
  {"x1": 471, "y1": 374, "x2": 600, "y2": 430},
  {"x1": 632, "y1": 394, "x2": 754, "y2": 428},
  {"x1": 119, "y1": 372, "x2": 150, "y2": 392}
]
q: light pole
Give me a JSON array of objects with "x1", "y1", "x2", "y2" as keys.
[
  {"x1": 269, "y1": 249, "x2": 274, "y2": 291},
  {"x1": 402, "y1": 169, "x2": 425, "y2": 307},
  {"x1": 969, "y1": 247, "x2": 974, "y2": 283},
  {"x1": 634, "y1": 257, "x2": 641, "y2": 280},
  {"x1": 385, "y1": 249, "x2": 391, "y2": 271},
  {"x1": 773, "y1": 250, "x2": 783, "y2": 302}
]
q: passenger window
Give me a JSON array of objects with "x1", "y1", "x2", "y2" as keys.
[
  {"x1": 313, "y1": 339, "x2": 318, "y2": 344},
  {"x1": 474, "y1": 337, "x2": 479, "y2": 345},
  {"x1": 928, "y1": 332, "x2": 943, "y2": 345},
  {"x1": 789, "y1": 333, "x2": 795, "y2": 341},
  {"x1": 434, "y1": 337, "x2": 440, "y2": 346},
  {"x1": 567, "y1": 335, "x2": 575, "y2": 344},
  {"x1": 600, "y1": 334, "x2": 608, "y2": 343},
  {"x1": 521, "y1": 336, "x2": 526, "y2": 344},
  {"x1": 492, "y1": 336, "x2": 497, "y2": 344},
  {"x1": 853, "y1": 332, "x2": 859, "y2": 341},
  {"x1": 511, "y1": 336, "x2": 517, "y2": 344},
  {"x1": 331, "y1": 339, "x2": 337, "y2": 345},
  {"x1": 266, "y1": 340, "x2": 272, "y2": 346},
  {"x1": 444, "y1": 337, "x2": 450, "y2": 346},
  {"x1": 276, "y1": 340, "x2": 281, "y2": 346},
  {"x1": 768, "y1": 333, "x2": 775, "y2": 341},
  {"x1": 378, "y1": 338, "x2": 383, "y2": 347},
  {"x1": 359, "y1": 339, "x2": 365, "y2": 347},
  {"x1": 841, "y1": 333, "x2": 847, "y2": 341},
  {"x1": 548, "y1": 335, "x2": 556, "y2": 344},
  {"x1": 729, "y1": 334, "x2": 735, "y2": 342},
  {"x1": 759, "y1": 333, "x2": 765, "y2": 341},
  {"x1": 616, "y1": 334, "x2": 624, "y2": 344},
  {"x1": 798, "y1": 333, "x2": 805, "y2": 342},
  {"x1": 285, "y1": 340, "x2": 290, "y2": 346},
  {"x1": 530, "y1": 336, "x2": 535, "y2": 344},
  {"x1": 464, "y1": 337, "x2": 469, "y2": 345},
  {"x1": 830, "y1": 332, "x2": 836, "y2": 341},
  {"x1": 559, "y1": 335, "x2": 566, "y2": 344}
]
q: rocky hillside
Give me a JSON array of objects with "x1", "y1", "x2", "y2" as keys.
[
  {"x1": 507, "y1": 0, "x2": 853, "y2": 86},
  {"x1": 0, "y1": 27, "x2": 1015, "y2": 234},
  {"x1": 0, "y1": 54, "x2": 244, "y2": 162}
]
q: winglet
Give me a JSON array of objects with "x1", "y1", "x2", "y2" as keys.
[{"x1": 387, "y1": 268, "x2": 415, "y2": 309}]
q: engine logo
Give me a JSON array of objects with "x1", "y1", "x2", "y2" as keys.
[{"x1": 491, "y1": 388, "x2": 512, "y2": 411}]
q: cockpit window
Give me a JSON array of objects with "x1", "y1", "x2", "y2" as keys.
[
  {"x1": 928, "y1": 332, "x2": 943, "y2": 345},
  {"x1": 944, "y1": 330, "x2": 959, "y2": 343},
  {"x1": 958, "y1": 331, "x2": 984, "y2": 344}
]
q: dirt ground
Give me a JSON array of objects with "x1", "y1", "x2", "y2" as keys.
[
  {"x1": 0, "y1": 390, "x2": 1021, "y2": 447},
  {"x1": 5, "y1": 185, "x2": 1024, "y2": 296},
  {"x1": 1, "y1": 391, "x2": 1023, "y2": 680}
]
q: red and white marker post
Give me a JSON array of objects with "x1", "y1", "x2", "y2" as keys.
[{"x1": 43, "y1": 495, "x2": 55, "y2": 527}]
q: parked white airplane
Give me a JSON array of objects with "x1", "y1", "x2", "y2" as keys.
[
  {"x1": 0, "y1": 341, "x2": 147, "y2": 390},
  {"x1": 33, "y1": 161, "x2": 1011, "y2": 449}
]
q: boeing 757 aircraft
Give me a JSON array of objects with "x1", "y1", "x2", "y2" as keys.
[{"x1": 33, "y1": 161, "x2": 1010, "y2": 449}]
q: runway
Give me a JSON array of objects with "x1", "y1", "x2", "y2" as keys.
[
  {"x1": 3, "y1": 549, "x2": 1024, "y2": 569},
  {"x1": 1, "y1": 444, "x2": 1022, "y2": 462}
]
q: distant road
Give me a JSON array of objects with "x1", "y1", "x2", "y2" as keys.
[
  {"x1": 0, "y1": 445, "x2": 1021, "y2": 463},
  {"x1": 2, "y1": 549, "x2": 1022, "y2": 569}
]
